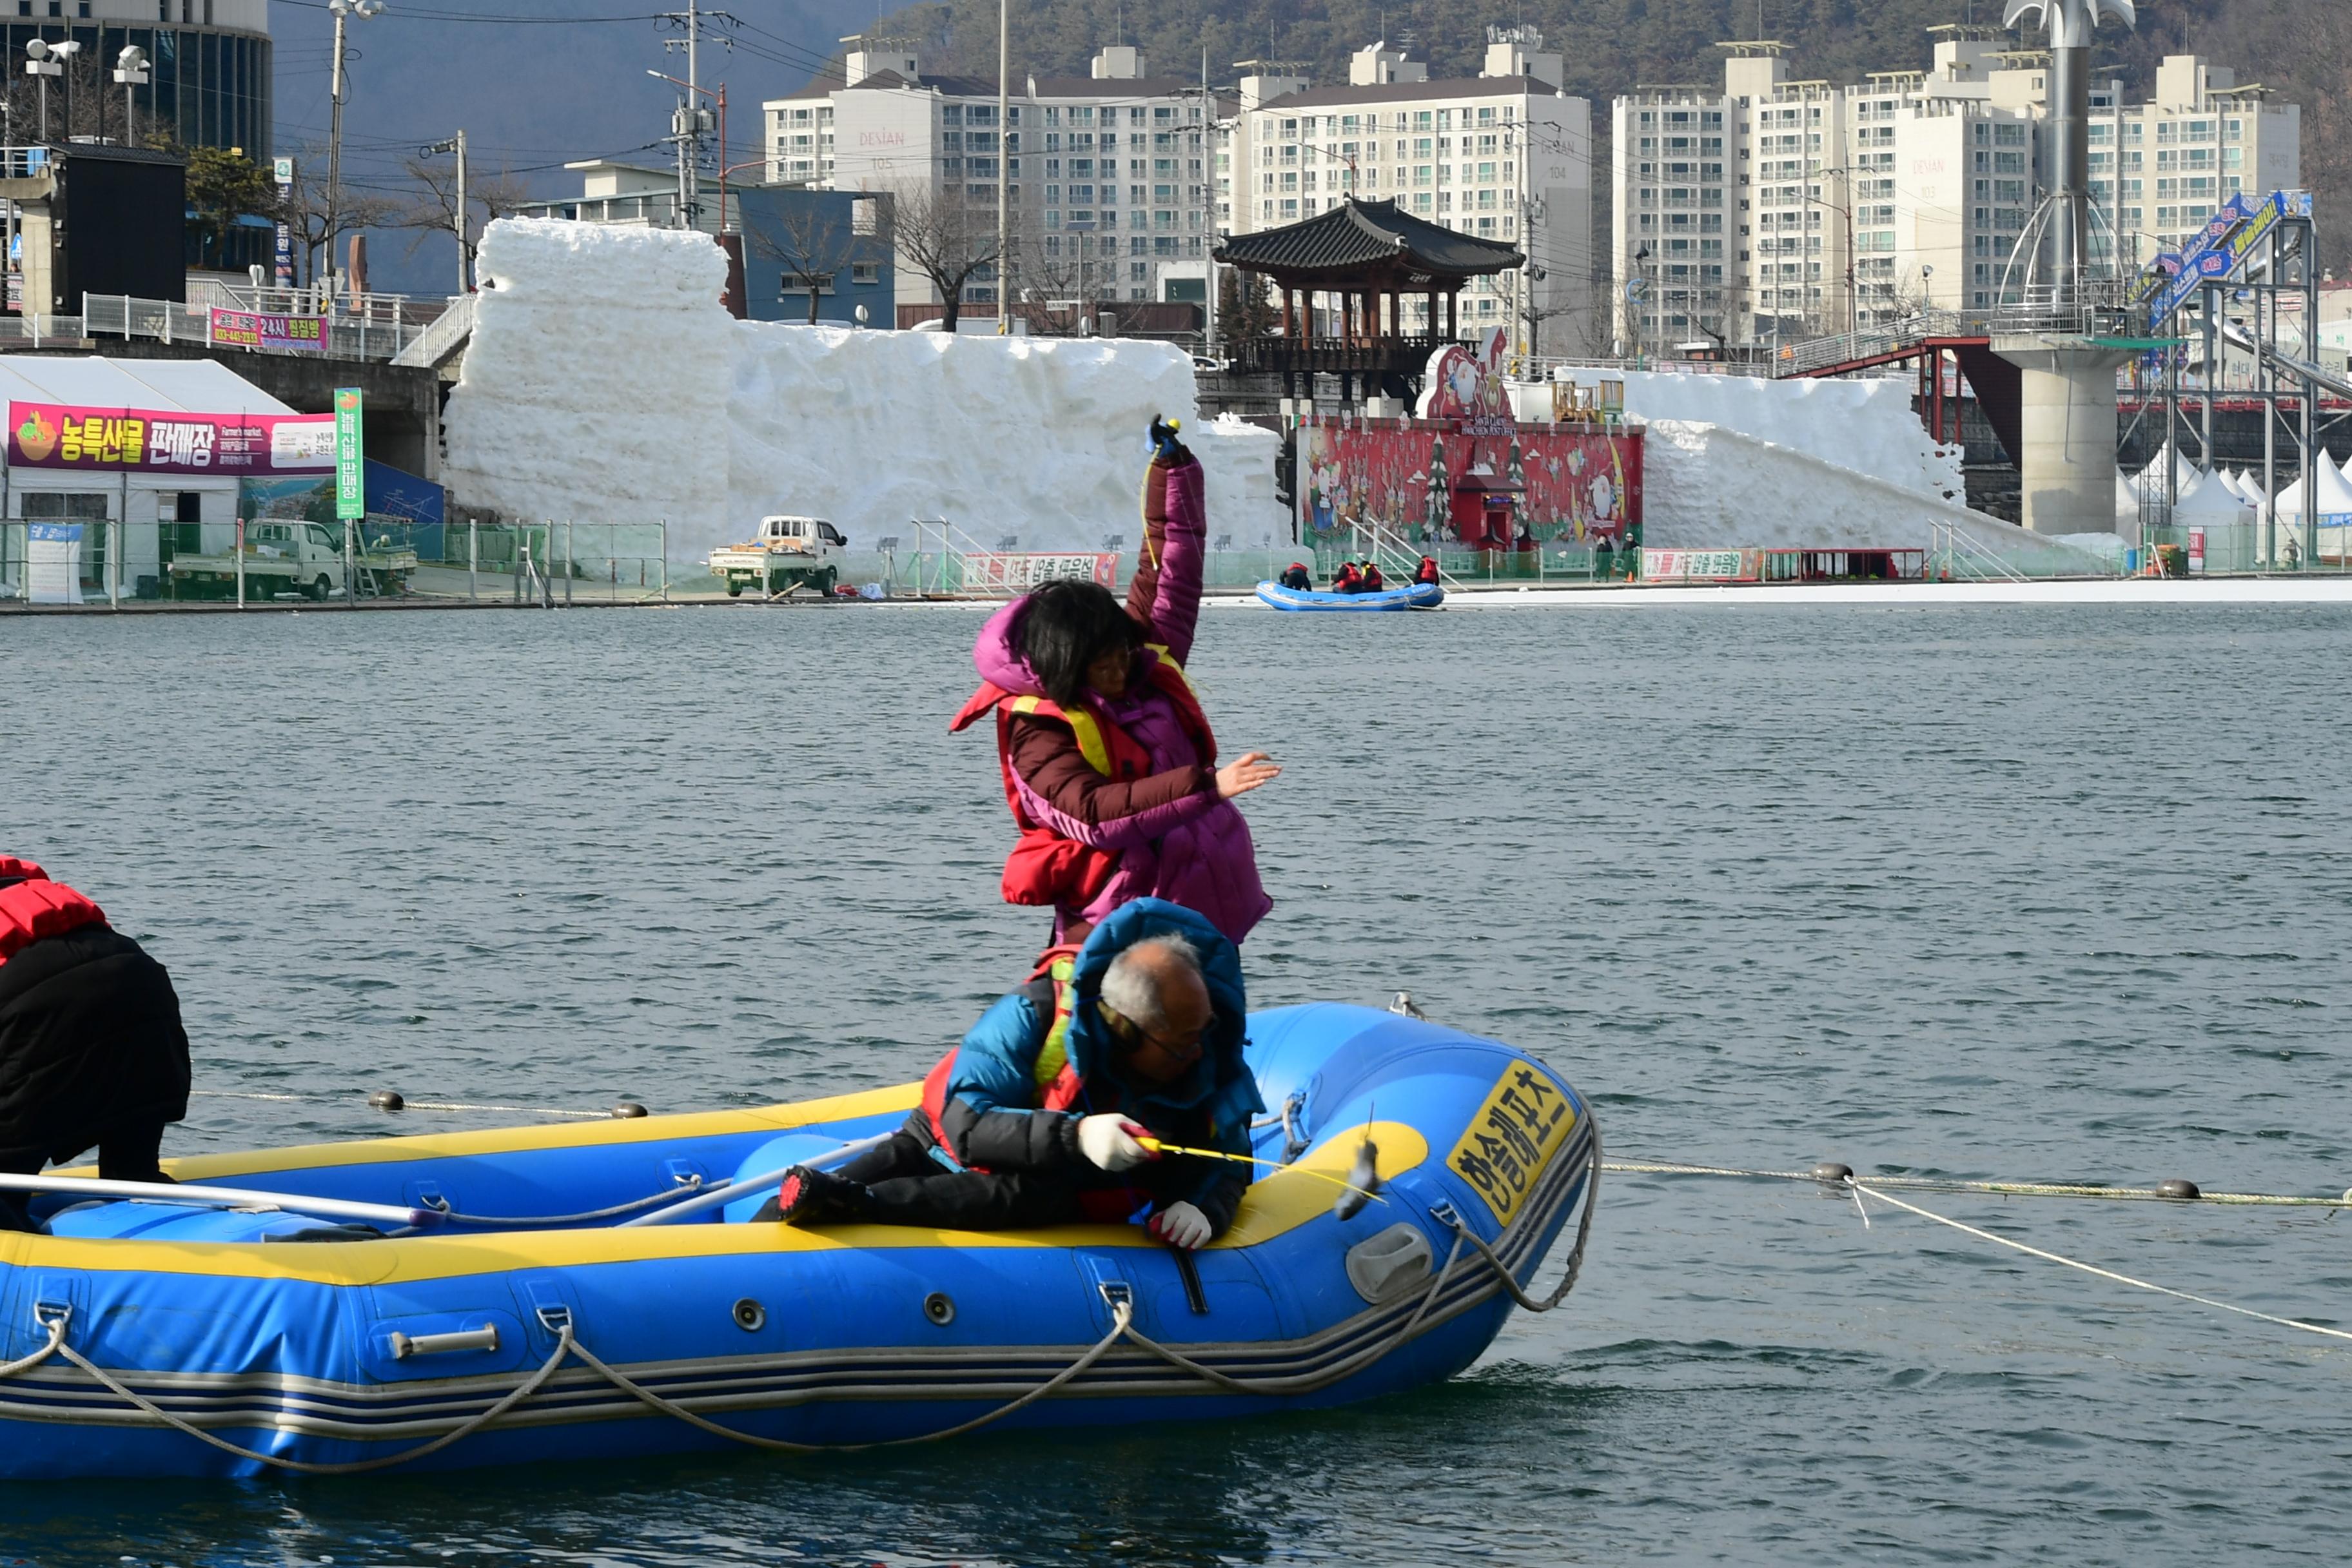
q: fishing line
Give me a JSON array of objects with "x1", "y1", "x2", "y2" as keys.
[{"x1": 1135, "y1": 1137, "x2": 1387, "y2": 1204}]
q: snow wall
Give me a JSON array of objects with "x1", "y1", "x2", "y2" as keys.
[
  {"x1": 443, "y1": 219, "x2": 1286, "y2": 560},
  {"x1": 1642, "y1": 420, "x2": 2102, "y2": 565},
  {"x1": 1511, "y1": 365, "x2": 1965, "y2": 499}
]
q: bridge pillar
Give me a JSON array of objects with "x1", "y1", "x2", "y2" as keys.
[{"x1": 1994, "y1": 336, "x2": 2131, "y2": 536}]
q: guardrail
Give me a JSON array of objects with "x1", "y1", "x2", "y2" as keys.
[{"x1": 79, "y1": 293, "x2": 431, "y2": 362}]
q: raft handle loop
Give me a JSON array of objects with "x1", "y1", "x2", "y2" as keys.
[
  {"x1": 534, "y1": 1304, "x2": 574, "y2": 1334},
  {"x1": 37, "y1": 1311, "x2": 578, "y2": 1476},
  {"x1": 1435, "y1": 1110, "x2": 1603, "y2": 1315}
]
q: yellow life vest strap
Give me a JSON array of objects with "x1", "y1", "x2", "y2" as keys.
[
  {"x1": 1006, "y1": 692, "x2": 1113, "y2": 776},
  {"x1": 1033, "y1": 954, "x2": 1079, "y2": 1090}
]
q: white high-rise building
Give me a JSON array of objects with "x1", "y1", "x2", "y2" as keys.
[
  {"x1": 1612, "y1": 33, "x2": 2300, "y2": 349},
  {"x1": 765, "y1": 39, "x2": 1216, "y2": 318},
  {"x1": 1216, "y1": 31, "x2": 1596, "y2": 353}
]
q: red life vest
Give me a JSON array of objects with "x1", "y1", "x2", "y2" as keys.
[
  {"x1": 0, "y1": 857, "x2": 106, "y2": 968},
  {"x1": 916, "y1": 945, "x2": 1147, "y2": 1221},
  {"x1": 1415, "y1": 556, "x2": 1440, "y2": 585},
  {"x1": 949, "y1": 646, "x2": 1219, "y2": 908},
  {"x1": 1361, "y1": 564, "x2": 1386, "y2": 590}
]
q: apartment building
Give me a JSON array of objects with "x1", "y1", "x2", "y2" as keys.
[
  {"x1": 2098, "y1": 54, "x2": 2299, "y2": 266},
  {"x1": 765, "y1": 39, "x2": 1216, "y2": 315},
  {"x1": 1217, "y1": 30, "x2": 1596, "y2": 351},
  {"x1": 1613, "y1": 32, "x2": 2299, "y2": 349}
]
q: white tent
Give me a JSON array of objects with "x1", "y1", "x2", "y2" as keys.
[
  {"x1": 2175, "y1": 470, "x2": 2254, "y2": 522},
  {"x1": 2213, "y1": 468, "x2": 2248, "y2": 500},
  {"x1": 2133, "y1": 441, "x2": 2204, "y2": 502},
  {"x1": 2237, "y1": 468, "x2": 2266, "y2": 503},
  {"x1": 2115, "y1": 471, "x2": 2144, "y2": 518},
  {"x1": 2275, "y1": 458, "x2": 2352, "y2": 520}
]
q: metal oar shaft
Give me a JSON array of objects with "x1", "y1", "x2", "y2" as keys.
[{"x1": 0, "y1": 1173, "x2": 440, "y2": 1230}]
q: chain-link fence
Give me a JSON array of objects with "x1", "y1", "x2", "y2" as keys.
[{"x1": 420, "y1": 522, "x2": 672, "y2": 605}]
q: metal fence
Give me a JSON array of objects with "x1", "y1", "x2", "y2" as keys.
[
  {"x1": 80, "y1": 293, "x2": 432, "y2": 363},
  {"x1": 425, "y1": 520, "x2": 672, "y2": 605}
]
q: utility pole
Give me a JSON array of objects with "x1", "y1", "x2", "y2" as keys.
[
  {"x1": 423, "y1": 130, "x2": 467, "y2": 292},
  {"x1": 995, "y1": 0, "x2": 1010, "y2": 333},
  {"x1": 655, "y1": 0, "x2": 732, "y2": 230},
  {"x1": 326, "y1": 0, "x2": 384, "y2": 299}
]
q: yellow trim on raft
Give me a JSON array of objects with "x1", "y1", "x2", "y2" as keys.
[
  {"x1": 6, "y1": 1121, "x2": 1429, "y2": 1284},
  {"x1": 141, "y1": 1083, "x2": 926, "y2": 1184}
]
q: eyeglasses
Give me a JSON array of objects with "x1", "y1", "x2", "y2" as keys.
[{"x1": 1106, "y1": 1008, "x2": 1215, "y2": 1061}]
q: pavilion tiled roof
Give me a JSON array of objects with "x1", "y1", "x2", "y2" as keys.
[{"x1": 1212, "y1": 199, "x2": 1525, "y2": 280}]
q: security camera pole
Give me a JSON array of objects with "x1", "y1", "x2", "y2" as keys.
[
  {"x1": 22, "y1": 41, "x2": 58, "y2": 146},
  {"x1": 422, "y1": 130, "x2": 467, "y2": 292},
  {"x1": 326, "y1": 0, "x2": 386, "y2": 300},
  {"x1": 112, "y1": 46, "x2": 148, "y2": 146}
]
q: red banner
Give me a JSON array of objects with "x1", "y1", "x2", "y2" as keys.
[
  {"x1": 1296, "y1": 415, "x2": 1644, "y2": 551},
  {"x1": 8, "y1": 402, "x2": 336, "y2": 475}
]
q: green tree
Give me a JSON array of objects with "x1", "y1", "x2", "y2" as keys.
[{"x1": 178, "y1": 144, "x2": 278, "y2": 269}]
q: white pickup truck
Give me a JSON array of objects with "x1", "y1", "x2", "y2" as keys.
[
  {"x1": 168, "y1": 520, "x2": 418, "y2": 601},
  {"x1": 708, "y1": 515, "x2": 848, "y2": 598}
]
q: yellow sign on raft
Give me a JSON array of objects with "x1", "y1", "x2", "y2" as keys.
[{"x1": 1446, "y1": 1063, "x2": 1578, "y2": 1224}]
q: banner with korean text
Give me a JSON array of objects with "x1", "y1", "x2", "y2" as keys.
[
  {"x1": 7, "y1": 402, "x2": 336, "y2": 475},
  {"x1": 208, "y1": 308, "x2": 328, "y2": 353},
  {"x1": 961, "y1": 552, "x2": 1119, "y2": 594}
]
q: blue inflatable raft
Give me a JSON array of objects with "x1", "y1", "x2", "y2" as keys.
[
  {"x1": 1255, "y1": 580, "x2": 1445, "y2": 611},
  {"x1": 0, "y1": 1003, "x2": 1596, "y2": 1478}
]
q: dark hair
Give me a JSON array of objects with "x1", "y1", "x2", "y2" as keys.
[{"x1": 1018, "y1": 579, "x2": 1140, "y2": 706}]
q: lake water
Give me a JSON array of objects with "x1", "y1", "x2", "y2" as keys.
[{"x1": 6, "y1": 600, "x2": 2352, "y2": 1565}]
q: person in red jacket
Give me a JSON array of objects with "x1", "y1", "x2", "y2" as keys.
[
  {"x1": 0, "y1": 858, "x2": 188, "y2": 1230},
  {"x1": 949, "y1": 419, "x2": 1281, "y2": 948},
  {"x1": 1330, "y1": 561, "x2": 1363, "y2": 594},
  {"x1": 1415, "y1": 554, "x2": 1441, "y2": 586},
  {"x1": 1358, "y1": 559, "x2": 1386, "y2": 592}
]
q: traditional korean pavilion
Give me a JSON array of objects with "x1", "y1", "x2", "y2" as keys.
[{"x1": 1213, "y1": 197, "x2": 1526, "y2": 406}]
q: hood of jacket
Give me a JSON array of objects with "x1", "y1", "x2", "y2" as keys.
[
  {"x1": 972, "y1": 597, "x2": 1045, "y2": 698},
  {"x1": 1063, "y1": 897, "x2": 1263, "y2": 1128}
]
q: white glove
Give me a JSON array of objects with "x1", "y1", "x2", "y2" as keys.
[
  {"x1": 1149, "y1": 1202, "x2": 1211, "y2": 1250},
  {"x1": 1076, "y1": 1114, "x2": 1153, "y2": 1172}
]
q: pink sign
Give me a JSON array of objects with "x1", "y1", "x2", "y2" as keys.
[
  {"x1": 8, "y1": 402, "x2": 336, "y2": 475},
  {"x1": 208, "y1": 308, "x2": 328, "y2": 353}
]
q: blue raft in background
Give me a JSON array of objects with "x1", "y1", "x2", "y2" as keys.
[
  {"x1": 1255, "y1": 580, "x2": 1445, "y2": 612},
  {"x1": 0, "y1": 1003, "x2": 1596, "y2": 1478}
]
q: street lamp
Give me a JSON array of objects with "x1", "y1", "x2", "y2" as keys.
[
  {"x1": 113, "y1": 46, "x2": 148, "y2": 148},
  {"x1": 326, "y1": 0, "x2": 386, "y2": 298},
  {"x1": 23, "y1": 41, "x2": 59, "y2": 147},
  {"x1": 420, "y1": 131, "x2": 467, "y2": 293}
]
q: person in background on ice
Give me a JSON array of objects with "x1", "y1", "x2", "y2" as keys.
[
  {"x1": 1415, "y1": 554, "x2": 1441, "y2": 587},
  {"x1": 1279, "y1": 562, "x2": 1313, "y2": 591},
  {"x1": 950, "y1": 416, "x2": 1279, "y2": 949},
  {"x1": 764, "y1": 899, "x2": 1260, "y2": 1248},
  {"x1": 0, "y1": 858, "x2": 190, "y2": 1231}
]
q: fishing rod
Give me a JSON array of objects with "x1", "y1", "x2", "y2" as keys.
[{"x1": 1136, "y1": 1135, "x2": 1388, "y2": 1214}]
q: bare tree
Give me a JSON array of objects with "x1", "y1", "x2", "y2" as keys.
[
  {"x1": 395, "y1": 158, "x2": 533, "y2": 289},
  {"x1": 280, "y1": 144, "x2": 397, "y2": 287},
  {"x1": 884, "y1": 176, "x2": 1000, "y2": 331}
]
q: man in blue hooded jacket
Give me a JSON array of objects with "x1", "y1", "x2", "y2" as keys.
[{"x1": 766, "y1": 899, "x2": 1263, "y2": 1248}]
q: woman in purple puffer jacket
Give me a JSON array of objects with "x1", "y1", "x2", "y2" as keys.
[{"x1": 949, "y1": 422, "x2": 1279, "y2": 946}]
